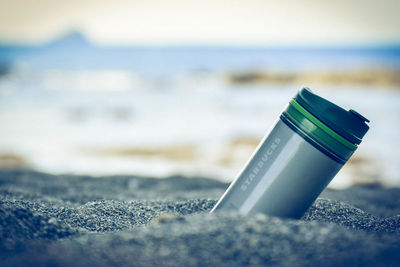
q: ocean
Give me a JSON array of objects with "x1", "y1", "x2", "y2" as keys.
[{"x1": 0, "y1": 35, "x2": 399, "y2": 187}]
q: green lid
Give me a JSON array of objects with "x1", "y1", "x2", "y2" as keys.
[
  {"x1": 281, "y1": 87, "x2": 370, "y2": 163},
  {"x1": 294, "y1": 88, "x2": 369, "y2": 145}
]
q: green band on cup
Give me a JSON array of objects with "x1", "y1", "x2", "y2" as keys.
[{"x1": 289, "y1": 99, "x2": 357, "y2": 150}]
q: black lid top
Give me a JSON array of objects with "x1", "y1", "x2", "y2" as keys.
[{"x1": 294, "y1": 88, "x2": 370, "y2": 145}]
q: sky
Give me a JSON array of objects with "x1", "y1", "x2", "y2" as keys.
[{"x1": 0, "y1": 0, "x2": 399, "y2": 46}]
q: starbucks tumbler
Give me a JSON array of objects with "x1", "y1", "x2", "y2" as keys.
[{"x1": 211, "y1": 87, "x2": 370, "y2": 219}]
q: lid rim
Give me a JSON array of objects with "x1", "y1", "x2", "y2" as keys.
[
  {"x1": 289, "y1": 99, "x2": 357, "y2": 150},
  {"x1": 295, "y1": 88, "x2": 369, "y2": 144}
]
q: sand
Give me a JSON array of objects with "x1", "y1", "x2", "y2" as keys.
[{"x1": 1, "y1": 169, "x2": 399, "y2": 266}]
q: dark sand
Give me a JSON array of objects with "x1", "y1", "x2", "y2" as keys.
[{"x1": 1, "y1": 169, "x2": 399, "y2": 266}]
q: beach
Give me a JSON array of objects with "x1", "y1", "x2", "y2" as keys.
[
  {"x1": 1, "y1": 169, "x2": 399, "y2": 266},
  {"x1": 1, "y1": 41, "x2": 400, "y2": 266},
  {"x1": 1, "y1": 2, "x2": 400, "y2": 266}
]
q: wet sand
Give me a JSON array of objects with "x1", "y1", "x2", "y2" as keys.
[
  {"x1": 1, "y1": 169, "x2": 399, "y2": 266},
  {"x1": 227, "y1": 69, "x2": 400, "y2": 88}
]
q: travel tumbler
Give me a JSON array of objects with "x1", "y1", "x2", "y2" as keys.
[{"x1": 211, "y1": 87, "x2": 370, "y2": 219}]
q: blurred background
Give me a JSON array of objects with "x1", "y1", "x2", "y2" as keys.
[{"x1": 0, "y1": 0, "x2": 399, "y2": 188}]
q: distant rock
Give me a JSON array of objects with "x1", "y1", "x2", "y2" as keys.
[{"x1": 44, "y1": 31, "x2": 92, "y2": 50}]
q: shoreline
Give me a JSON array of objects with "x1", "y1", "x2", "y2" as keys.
[{"x1": 227, "y1": 69, "x2": 400, "y2": 88}]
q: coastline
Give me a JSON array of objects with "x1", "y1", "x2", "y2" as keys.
[{"x1": 227, "y1": 69, "x2": 400, "y2": 88}]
